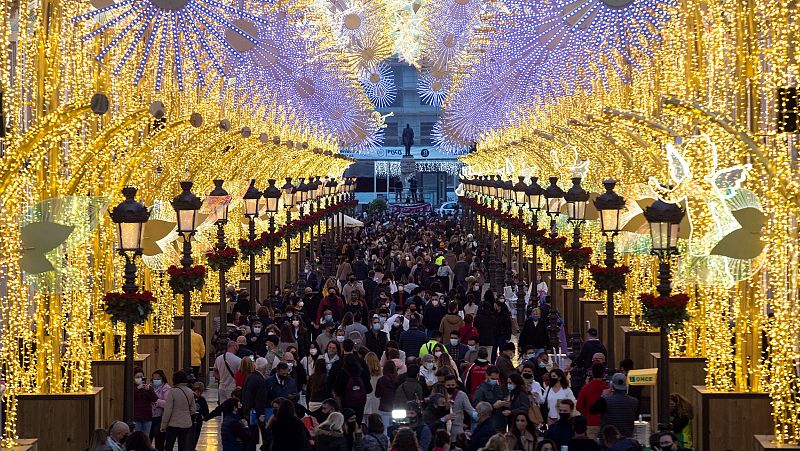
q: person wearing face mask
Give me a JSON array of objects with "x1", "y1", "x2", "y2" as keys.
[
  {"x1": 438, "y1": 301, "x2": 464, "y2": 341},
  {"x1": 132, "y1": 368, "x2": 158, "y2": 435},
  {"x1": 443, "y1": 373, "x2": 476, "y2": 441},
  {"x1": 472, "y1": 366, "x2": 509, "y2": 432},
  {"x1": 541, "y1": 369, "x2": 576, "y2": 425},
  {"x1": 283, "y1": 350, "x2": 307, "y2": 393},
  {"x1": 342, "y1": 274, "x2": 366, "y2": 302},
  {"x1": 576, "y1": 364, "x2": 609, "y2": 439},
  {"x1": 220, "y1": 398, "x2": 253, "y2": 451},
  {"x1": 444, "y1": 330, "x2": 469, "y2": 365},
  {"x1": 263, "y1": 335, "x2": 282, "y2": 374},
  {"x1": 519, "y1": 307, "x2": 549, "y2": 356},
  {"x1": 344, "y1": 310, "x2": 369, "y2": 344},
  {"x1": 503, "y1": 373, "x2": 532, "y2": 428},
  {"x1": 149, "y1": 370, "x2": 171, "y2": 449},
  {"x1": 534, "y1": 350, "x2": 552, "y2": 383},
  {"x1": 419, "y1": 330, "x2": 448, "y2": 358},
  {"x1": 365, "y1": 315, "x2": 389, "y2": 355},
  {"x1": 496, "y1": 342, "x2": 517, "y2": 390},
  {"x1": 519, "y1": 362, "x2": 545, "y2": 405},
  {"x1": 544, "y1": 399, "x2": 577, "y2": 448},
  {"x1": 300, "y1": 342, "x2": 321, "y2": 378},
  {"x1": 266, "y1": 362, "x2": 299, "y2": 403},
  {"x1": 316, "y1": 289, "x2": 344, "y2": 325},
  {"x1": 316, "y1": 321, "x2": 336, "y2": 351},
  {"x1": 245, "y1": 321, "x2": 267, "y2": 357},
  {"x1": 423, "y1": 393, "x2": 452, "y2": 436},
  {"x1": 399, "y1": 317, "x2": 428, "y2": 358}
]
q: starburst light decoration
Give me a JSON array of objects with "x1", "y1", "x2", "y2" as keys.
[
  {"x1": 74, "y1": 0, "x2": 267, "y2": 90},
  {"x1": 360, "y1": 62, "x2": 397, "y2": 108}
]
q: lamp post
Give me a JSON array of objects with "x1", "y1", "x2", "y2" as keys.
[
  {"x1": 263, "y1": 179, "x2": 282, "y2": 295},
  {"x1": 643, "y1": 199, "x2": 685, "y2": 430},
  {"x1": 171, "y1": 181, "x2": 202, "y2": 374},
  {"x1": 282, "y1": 178, "x2": 296, "y2": 285},
  {"x1": 565, "y1": 177, "x2": 590, "y2": 341},
  {"x1": 593, "y1": 180, "x2": 626, "y2": 369},
  {"x1": 208, "y1": 180, "x2": 230, "y2": 332},
  {"x1": 543, "y1": 177, "x2": 565, "y2": 350},
  {"x1": 243, "y1": 180, "x2": 262, "y2": 310},
  {"x1": 109, "y1": 187, "x2": 150, "y2": 428},
  {"x1": 513, "y1": 176, "x2": 529, "y2": 326},
  {"x1": 326, "y1": 179, "x2": 338, "y2": 274},
  {"x1": 297, "y1": 179, "x2": 308, "y2": 276},
  {"x1": 526, "y1": 177, "x2": 544, "y2": 290}
]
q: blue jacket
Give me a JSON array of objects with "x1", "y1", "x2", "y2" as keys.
[
  {"x1": 466, "y1": 418, "x2": 496, "y2": 451},
  {"x1": 221, "y1": 412, "x2": 251, "y2": 451},
  {"x1": 265, "y1": 374, "x2": 298, "y2": 403},
  {"x1": 399, "y1": 327, "x2": 428, "y2": 358}
]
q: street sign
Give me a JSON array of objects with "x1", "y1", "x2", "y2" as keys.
[{"x1": 627, "y1": 368, "x2": 658, "y2": 386}]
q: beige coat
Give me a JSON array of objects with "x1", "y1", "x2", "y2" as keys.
[{"x1": 162, "y1": 384, "x2": 196, "y2": 429}]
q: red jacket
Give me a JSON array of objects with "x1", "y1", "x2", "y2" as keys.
[
  {"x1": 576, "y1": 378, "x2": 608, "y2": 426},
  {"x1": 458, "y1": 324, "x2": 479, "y2": 344}
]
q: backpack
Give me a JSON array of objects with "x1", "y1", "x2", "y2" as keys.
[
  {"x1": 344, "y1": 372, "x2": 367, "y2": 407},
  {"x1": 467, "y1": 363, "x2": 488, "y2": 398}
]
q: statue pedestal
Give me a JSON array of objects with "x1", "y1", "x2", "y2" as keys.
[
  {"x1": 1, "y1": 439, "x2": 38, "y2": 451},
  {"x1": 91, "y1": 354, "x2": 150, "y2": 427},
  {"x1": 754, "y1": 436, "x2": 800, "y2": 450},
  {"x1": 17, "y1": 388, "x2": 102, "y2": 451},
  {"x1": 691, "y1": 386, "x2": 772, "y2": 451},
  {"x1": 138, "y1": 330, "x2": 183, "y2": 377}
]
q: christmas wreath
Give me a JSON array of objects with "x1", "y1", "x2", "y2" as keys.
[
  {"x1": 588, "y1": 264, "x2": 630, "y2": 293},
  {"x1": 640, "y1": 292, "x2": 690, "y2": 328},
  {"x1": 167, "y1": 265, "x2": 207, "y2": 294},
  {"x1": 205, "y1": 247, "x2": 239, "y2": 272},
  {"x1": 540, "y1": 235, "x2": 567, "y2": 255},
  {"x1": 239, "y1": 237, "x2": 266, "y2": 259},
  {"x1": 260, "y1": 230, "x2": 286, "y2": 250},
  {"x1": 560, "y1": 246, "x2": 593, "y2": 269},
  {"x1": 104, "y1": 291, "x2": 155, "y2": 325},
  {"x1": 524, "y1": 226, "x2": 546, "y2": 245}
]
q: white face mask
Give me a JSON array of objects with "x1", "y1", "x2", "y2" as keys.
[
  {"x1": 434, "y1": 351, "x2": 443, "y2": 358},
  {"x1": 134, "y1": 377, "x2": 143, "y2": 385},
  {"x1": 310, "y1": 348, "x2": 318, "y2": 356},
  {"x1": 292, "y1": 320, "x2": 300, "y2": 327}
]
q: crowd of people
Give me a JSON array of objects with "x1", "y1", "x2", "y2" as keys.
[{"x1": 90, "y1": 211, "x2": 695, "y2": 451}]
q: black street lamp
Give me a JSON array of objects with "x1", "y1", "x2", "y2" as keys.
[
  {"x1": 513, "y1": 176, "x2": 529, "y2": 326},
  {"x1": 243, "y1": 179, "x2": 262, "y2": 310},
  {"x1": 526, "y1": 177, "x2": 544, "y2": 291},
  {"x1": 543, "y1": 177, "x2": 565, "y2": 350},
  {"x1": 109, "y1": 187, "x2": 150, "y2": 428},
  {"x1": 282, "y1": 178, "x2": 296, "y2": 284},
  {"x1": 565, "y1": 176, "x2": 590, "y2": 345},
  {"x1": 208, "y1": 180, "x2": 230, "y2": 332},
  {"x1": 296, "y1": 178, "x2": 308, "y2": 276},
  {"x1": 643, "y1": 198, "x2": 685, "y2": 430},
  {"x1": 593, "y1": 180, "x2": 626, "y2": 370},
  {"x1": 263, "y1": 179, "x2": 282, "y2": 295},
  {"x1": 171, "y1": 181, "x2": 202, "y2": 374}
]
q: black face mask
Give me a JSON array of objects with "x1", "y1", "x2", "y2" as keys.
[
  {"x1": 559, "y1": 412, "x2": 571, "y2": 421},
  {"x1": 522, "y1": 373, "x2": 533, "y2": 380},
  {"x1": 435, "y1": 406, "x2": 449, "y2": 417},
  {"x1": 550, "y1": 376, "x2": 559, "y2": 384},
  {"x1": 446, "y1": 387, "x2": 456, "y2": 394}
]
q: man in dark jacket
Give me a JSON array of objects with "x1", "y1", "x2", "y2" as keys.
[
  {"x1": 544, "y1": 399, "x2": 576, "y2": 448},
  {"x1": 351, "y1": 255, "x2": 369, "y2": 281},
  {"x1": 266, "y1": 362, "x2": 298, "y2": 403},
  {"x1": 365, "y1": 316, "x2": 388, "y2": 355},
  {"x1": 452, "y1": 255, "x2": 470, "y2": 290},
  {"x1": 575, "y1": 328, "x2": 608, "y2": 371},
  {"x1": 495, "y1": 342, "x2": 516, "y2": 389},
  {"x1": 399, "y1": 317, "x2": 429, "y2": 358},
  {"x1": 466, "y1": 402, "x2": 496, "y2": 451},
  {"x1": 363, "y1": 271, "x2": 379, "y2": 309},
  {"x1": 519, "y1": 307, "x2": 549, "y2": 352},
  {"x1": 422, "y1": 294, "x2": 447, "y2": 333},
  {"x1": 590, "y1": 373, "x2": 639, "y2": 438},
  {"x1": 471, "y1": 366, "x2": 507, "y2": 431},
  {"x1": 472, "y1": 302, "x2": 497, "y2": 349}
]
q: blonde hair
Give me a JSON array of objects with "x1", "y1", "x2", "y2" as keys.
[
  {"x1": 239, "y1": 356, "x2": 255, "y2": 376},
  {"x1": 318, "y1": 411, "x2": 345, "y2": 432},
  {"x1": 482, "y1": 433, "x2": 510, "y2": 451},
  {"x1": 365, "y1": 352, "x2": 382, "y2": 377}
]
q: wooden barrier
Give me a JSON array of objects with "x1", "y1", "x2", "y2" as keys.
[
  {"x1": 649, "y1": 354, "x2": 706, "y2": 426},
  {"x1": 579, "y1": 299, "x2": 603, "y2": 332},
  {"x1": 238, "y1": 276, "x2": 263, "y2": 303},
  {"x1": 174, "y1": 312, "x2": 211, "y2": 380},
  {"x1": 754, "y1": 436, "x2": 800, "y2": 450},
  {"x1": 138, "y1": 330, "x2": 183, "y2": 377},
  {"x1": 17, "y1": 388, "x2": 102, "y2": 451},
  {"x1": 1, "y1": 438, "x2": 38, "y2": 451},
  {"x1": 553, "y1": 278, "x2": 567, "y2": 317},
  {"x1": 562, "y1": 286, "x2": 585, "y2": 334},
  {"x1": 621, "y1": 327, "x2": 660, "y2": 415},
  {"x1": 253, "y1": 274, "x2": 271, "y2": 303},
  {"x1": 691, "y1": 386, "x2": 772, "y2": 451},
  {"x1": 288, "y1": 250, "x2": 299, "y2": 286},
  {"x1": 596, "y1": 311, "x2": 630, "y2": 358},
  {"x1": 91, "y1": 354, "x2": 150, "y2": 428},
  {"x1": 200, "y1": 301, "x2": 222, "y2": 332}
]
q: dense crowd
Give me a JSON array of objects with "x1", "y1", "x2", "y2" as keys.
[{"x1": 93, "y1": 212, "x2": 694, "y2": 451}]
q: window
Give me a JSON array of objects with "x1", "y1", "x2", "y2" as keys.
[{"x1": 420, "y1": 121, "x2": 435, "y2": 145}]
